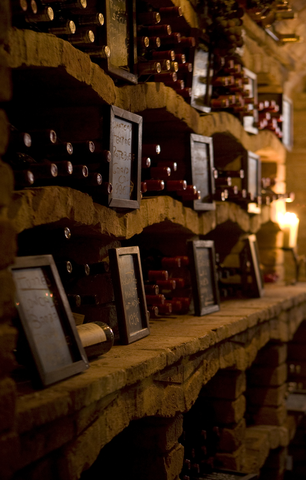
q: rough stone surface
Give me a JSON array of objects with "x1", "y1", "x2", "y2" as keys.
[
  {"x1": 212, "y1": 394, "x2": 246, "y2": 425},
  {"x1": 215, "y1": 444, "x2": 246, "y2": 471},
  {"x1": 0, "y1": 377, "x2": 17, "y2": 432},
  {"x1": 246, "y1": 384, "x2": 288, "y2": 407},
  {"x1": 0, "y1": 218, "x2": 17, "y2": 269},
  {"x1": 250, "y1": 403, "x2": 288, "y2": 426},
  {"x1": 0, "y1": 159, "x2": 13, "y2": 208},
  {"x1": 243, "y1": 426, "x2": 270, "y2": 470},
  {"x1": 203, "y1": 369, "x2": 246, "y2": 400},
  {"x1": 218, "y1": 418, "x2": 246, "y2": 452},
  {"x1": 253, "y1": 343, "x2": 287, "y2": 367},
  {"x1": 247, "y1": 363, "x2": 287, "y2": 387}
]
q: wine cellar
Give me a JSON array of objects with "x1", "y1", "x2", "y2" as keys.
[{"x1": 2, "y1": 0, "x2": 306, "y2": 479}]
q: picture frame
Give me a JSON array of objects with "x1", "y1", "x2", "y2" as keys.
[
  {"x1": 107, "y1": 105, "x2": 143, "y2": 209},
  {"x1": 10, "y1": 255, "x2": 89, "y2": 387},
  {"x1": 187, "y1": 240, "x2": 220, "y2": 316},
  {"x1": 103, "y1": 0, "x2": 138, "y2": 84},
  {"x1": 240, "y1": 234, "x2": 264, "y2": 298},
  {"x1": 190, "y1": 134, "x2": 216, "y2": 211},
  {"x1": 109, "y1": 246, "x2": 150, "y2": 344},
  {"x1": 242, "y1": 68, "x2": 258, "y2": 135},
  {"x1": 242, "y1": 150, "x2": 261, "y2": 204},
  {"x1": 189, "y1": 48, "x2": 212, "y2": 114}
]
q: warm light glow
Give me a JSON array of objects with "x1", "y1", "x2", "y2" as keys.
[{"x1": 278, "y1": 212, "x2": 299, "y2": 248}]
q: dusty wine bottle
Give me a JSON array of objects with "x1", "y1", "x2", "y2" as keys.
[
  {"x1": 137, "y1": 11, "x2": 161, "y2": 25},
  {"x1": 28, "y1": 129, "x2": 57, "y2": 145},
  {"x1": 68, "y1": 29, "x2": 95, "y2": 46},
  {"x1": 76, "y1": 321, "x2": 114, "y2": 358},
  {"x1": 76, "y1": 12, "x2": 104, "y2": 26},
  {"x1": 13, "y1": 169, "x2": 35, "y2": 188},
  {"x1": 48, "y1": 19, "x2": 76, "y2": 35}
]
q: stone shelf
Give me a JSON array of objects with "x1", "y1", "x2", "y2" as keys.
[
  {"x1": 11, "y1": 283, "x2": 306, "y2": 479},
  {"x1": 4, "y1": 28, "x2": 286, "y2": 164},
  {"x1": 7, "y1": 186, "x2": 271, "y2": 238}
]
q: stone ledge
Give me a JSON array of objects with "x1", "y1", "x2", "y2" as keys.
[
  {"x1": 10, "y1": 284, "x2": 306, "y2": 479},
  {"x1": 4, "y1": 29, "x2": 286, "y2": 164},
  {"x1": 6, "y1": 186, "x2": 272, "y2": 238}
]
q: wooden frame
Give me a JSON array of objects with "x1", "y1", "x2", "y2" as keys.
[
  {"x1": 104, "y1": 0, "x2": 138, "y2": 84},
  {"x1": 190, "y1": 134, "x2": 216, "y2": 211},
  {"x1": 109, "y1": 246, "x2": 150, "y2": 344},
  {"x1": 10, "y1": 255, "x2": 89, "y2": 387},
  {"x1": 187, "y1": 240, "x2": 220, "y2": 316},
  {"x1": 241, "y1": 234, "x2": 264, "y2": 298},
  {"x1": 190, "y1": 48, "x2": 212, "y2": 114},
  {"x1": 242, "y1": 151, "x2": 261, "y2": 209},
  {"x1": 242, "y1": 68, "x2": 258, "y2": 135},
  {"x1": 282, "y1": 95, "x2": 293, "y2": 151},
  {"x1": 108, "y1": 105, "x2": 142, "y2": 209}
]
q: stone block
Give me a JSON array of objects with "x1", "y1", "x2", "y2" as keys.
[
  {"x1": 218, "y1": 418, "x2": 246, "y2": 452},
  {"x1": 203, "y1": 369, "x2": 246, "y2": 400},
  {"x1": 0, "y1": 158, "x2": 13, "y2": 209},
  {"x1": 246, "y1": 383, "x2": 287, "y2": 406},
  {"x1": 0, "y1": 269, "x2": 15, "y2": 320},
  {"x1": 215, "y1": 444, "x2": 245, "y2": 471},
  {"x1": 248, "y1": 425, "x2": 281, "y2": 450},
  {"x1": 0, "y1": 50, "x2": 12, "y2": 103},
  {"x1": 247, "y1": 362, "x2": 287, "y2": 387},
  {"x1": 0, "y1": 219, "x2": 17, "y2": 269},
  {"x1": 129, "y1": 414, "x2": 184, "y2": 453},
  {"x1": 0, "y1": 0, "x2": 10, "y2": 44},
  {"x1": 253, "y1": 343, "x2": 287, "y2": 367},
  {"x1": 0, "y1": 431, "x2": 20, "y2": 480},
  {"x1": 0, "y1": 377, "x2": 17, "y2": 433},
  {"x1": 0, "y1": 323, "x2": 18, "y2": 377},
  {"x1": 244, "y1": 426, "x2": 270, "y2": 468},
  {"x1": 264, "y1": 446, "x2": 288, "y2": 469},
  {"x1": 212, "y1": 394, "x2": 246, "y2": 425},
  {"x1": 130, "y1": 442, "x2": 185, "y2": 480},
  {"x1": 250, "y1": 403, "x2": 287, "y2": 426}
]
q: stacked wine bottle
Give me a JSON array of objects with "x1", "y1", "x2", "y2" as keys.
[
  {"x1": 210, "y1": 55, "x2": 257, "y2": 128},
  {"x1": 4, "y1": 124, "x2": 112, "y2": 203},
  {"x1": 136, "y1": 5, "x2": 195, "y2": 99}
]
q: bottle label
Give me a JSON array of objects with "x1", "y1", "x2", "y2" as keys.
[{"x1": 77, "y1": 323, "x2": 107, "y2": 347}]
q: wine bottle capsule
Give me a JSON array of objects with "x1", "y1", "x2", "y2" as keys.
[
  {"x1": 150, "y1": 166, "x2": 171, "y2": 179},
  {"x1": 48, "y1": 20, "x2": 76, "y2": 35},
  {"x1": 145, "y1": 179, "x2": 165, "y2": 191},
  {"x1": 167, "y1": 300, "x2": 182, "y2": 313},
  {"x1": 156, "y1": 302, "x2": 172, "y2": 314},
  {"x1": 9, "y1": 130, "x2": 32, "y2": 149},
  {"x1": 145, "y1": 294, "x2": 165, "y2": 305},
  {"x1": 14, "y1": 169, "x2": 35, "y2": 188},
  {"x1": 145, "y1": 284, "x2": 160, "y2": 295},
  {"x1": 137, "y1": 36, "x2": 150, "y2": 49},
  {"x1": 82, "y1": 45, "x2": 111, "y2": 59},
  {"x1": 154, "y1": 71, "x2": 177, "y2": 83},
  {"x1": 159, "y1": 32, "x2": 181, "y2": 46},
  {"x1": 175, "y1": 53, "x2": 186, "y2": 63},
  {"x1": 175, "y1": 256, "x2": 189, "y2": 266},
  {"x1": 151, "y1": 49, "x2": 175, "y2": 61},
  {"x1": 29, "y1": 129, "x2": 57, "y2": 145},
  {"x1": 156, "y1": 161, "x2": 177, "y2": 172},
  {"x1": 157, "y1": 279, "x2": 176, "y2": 290},
  {"x1": 25, "y1": 5, "x2": 54, "y2": 23},
  {"x1": 147, "y1": 305, "x2": 159, "y2": 318},
  {"x1": 142, "y1": 144, "x2": 161, "y2": 156},
  {"x1": 140, "y1": 24, "x2": 172, "y2": 36},
  {"x1": 137, "y1": 11, "x2": 161, "y2": 25},
  {"x1": 147, "y1": 36, "x2": 161, "y2": 48},
  {"x1": 176, "y1": 88, "x2": 192, "y2": 98},
  {"x1": 161, "y1": 257, "x2": 181, "y2": 268},
  {"x1": 170, "y1": 277, "x2": 185, "y2": 288},
  {"x1": 76, "y1": 13, "x2": 104, "y2": 26},
  {"x1": 138, "y1": 61, "x2": 162, "y2": 75},
  {"x1": 166, "y1": 180, "x2": 187, "y2": 191},
  {"x1": 159, "y1": 6, "x2": 183, "y2": 19},
  {"x1": 67, "y1": 294, "x2": 82, "y2": 308},
  {"x1": 148, "y1": 270, "x2": 168, "y2": 281},
  {"x1": 69, "y1": 29, "x2": 95, "y2": 45},
  {"x1": 142, "y1": 157, "x2": 151, "y2": 168}
]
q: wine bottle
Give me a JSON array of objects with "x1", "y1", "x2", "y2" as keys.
[
  {"x1": 75, "y1": 12, "x2": 104, "y2": 26},
  {"x1": 137, "y1": 11, "x2": 161, "y2": 25},
  {"x1": 68, "y1": 29, "x2": 95, "y2": 46},
  {"x1": 151, "y1": 49, "x2": 175, "y2": 61},
  {"x1": 150, "y1": 166, "x2": 171, "y2": 179},
  {"x1": 143, "y1": 179, "x2": 165, "y2": 192},
  {"x1": 86, "y1": 261, "x2": 110, "y2": 275},
  {"x1": 142, "y1": 144, "x2": 161, "y2": 156},
  {"x1": 145, "y1": 294, "x2": 165, "y2": 305},
  {"x1": 76, "y1": 321, "x2": 114, "y2": 358},
  {"x1": 82, "y1": 45, "x2": 111, "y2": 59},
  {"x1": 147, "y1": 305, "x2": 159, "y2": 318},
  {"x1": 13, "y1": 169, "x2": 35, "y2": 189},
  {"x1": 48, "y1": 19, "x2": 76, "y2": 36},
  {"x1": 145, "y1": 284, "x2": 160, "y2": 295}
]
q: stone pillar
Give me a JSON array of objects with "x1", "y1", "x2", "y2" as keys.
[{"x1": 0, "y1": 2, "x2": 20, "y2": 479}]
